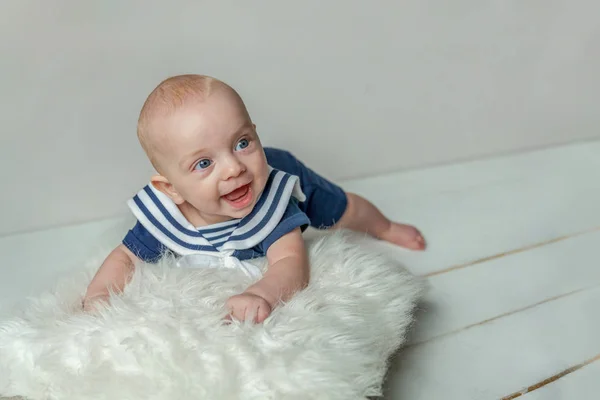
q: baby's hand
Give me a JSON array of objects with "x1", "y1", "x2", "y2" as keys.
[{"x1": 226, "y1": 293, "x2": 272, "y2": 323}]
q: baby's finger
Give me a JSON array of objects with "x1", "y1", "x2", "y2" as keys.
[
  {"x1": 233, "y1": 305, "x2": 247, "y2": 322},
  {"x1": 255, "y1": 304, "x2": 270, "y2": 324},
  {"x1": 227, "y1": 301, "x2": 242, "y2": 322},
  {"x1": 244, "y1": 303, "x2": 258, "y2": 323},
  {"x1": 224, "y1": 301, "x2": 234, "y2": 321}
]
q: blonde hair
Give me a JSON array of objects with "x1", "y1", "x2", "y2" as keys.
[{"x1": 137, "y1": 74, "x2": 231, "y2": 169}]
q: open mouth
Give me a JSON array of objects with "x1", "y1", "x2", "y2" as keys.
[{"x1": 222, "y1": 184, "x2": 253, "y2": 209}]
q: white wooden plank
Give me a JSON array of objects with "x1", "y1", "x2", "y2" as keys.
[
  {"x1": 350, "y1": 153, "x2": 600, "y2": 275},
  {"x1": 408, "y1": 230, "x2": 600, "y2": 344},
  {"x1": 519, "y1": 358, "x2": 600, "y2": 400},
  {"x1": 383, "y1": 286, "x2": 600, "y2": 400}
]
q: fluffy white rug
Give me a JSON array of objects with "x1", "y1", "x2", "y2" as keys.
[{"x1": 0, "y1": 231, "x2": 424, "y2": 400}]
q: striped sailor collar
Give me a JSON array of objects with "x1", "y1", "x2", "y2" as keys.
[{"x1": 127, "y1": 167, "x2": 305, "y2": 256}]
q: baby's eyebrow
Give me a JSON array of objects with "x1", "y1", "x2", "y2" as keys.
[{"x1": 230, "y1": 122, "x2": 254, "y2": 137}]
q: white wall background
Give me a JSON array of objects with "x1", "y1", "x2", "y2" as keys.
[{"x1": 1, "y1": 0, "x2": 599, "y2": 236}]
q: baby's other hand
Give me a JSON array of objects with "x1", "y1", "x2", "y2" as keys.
[{"x1": 226, "y1": 293, "x2": 272, "y2": 323}]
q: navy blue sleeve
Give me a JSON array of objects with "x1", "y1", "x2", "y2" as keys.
[
  {"x1": 258, "y1": 199, "x2": 310, "y2": 254},
  {"x1": 122, "y1": 221, "x2": 167, "y2": 263},
  {"x1": 264, "y1": 147, "x2": 348, "y2": 228}
]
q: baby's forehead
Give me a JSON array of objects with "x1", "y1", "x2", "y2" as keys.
[
  {"x1": 157, "y1": 101, "x2": 251, "y2": 147},
  {"x1": 175, "y1": 91, "x2": 250, "y2": 129}
]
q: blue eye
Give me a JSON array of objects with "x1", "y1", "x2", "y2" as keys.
[
  {"x1": 235, "y1": 139, "x2": 249, "y2": 151},
  {"x1": 195, "y1": 159, "x2": 212, "y2": 170}
]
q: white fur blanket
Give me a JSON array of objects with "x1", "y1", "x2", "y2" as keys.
[{"x1": 0, "y1": 232, "x2": 424, "y2": 400}]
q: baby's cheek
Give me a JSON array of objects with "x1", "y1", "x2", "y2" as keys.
[
  {"x1": 196, "y1": 188, "x2": 221, "y2": 209},
  {"x1": 254, "y1": 174, "x2": 268, "y2": 198},
  {"x1": 258, "y1": 161, "x2": 270, "y2": 182}
]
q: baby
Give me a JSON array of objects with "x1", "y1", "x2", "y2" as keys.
[{"x1": 83, "y1": 74, "x2": 425, "y2": 322}]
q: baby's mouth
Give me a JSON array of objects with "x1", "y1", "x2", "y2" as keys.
[{"x1": 222, "y1": 184, "x2": 253, "y2": 209}]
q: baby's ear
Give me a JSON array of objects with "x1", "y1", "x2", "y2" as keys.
[{"x1": 151, "y1": 175, "x2": 185, "y2": 204}]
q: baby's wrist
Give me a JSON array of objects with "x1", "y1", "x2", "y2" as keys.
[
  {"x1": 245, "y1": 275, "x2": 306, "y2": 307},
  {"x1": 244, "y1": 286, "x2": 279, "y2": 308}
]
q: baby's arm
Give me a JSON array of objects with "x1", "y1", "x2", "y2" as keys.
[
  {"x1": 226, "y1": 227, "x2": 309, "y2": 323},
  {"x1": 82, "y1": 244, "x2": 138, "y2": 311}
]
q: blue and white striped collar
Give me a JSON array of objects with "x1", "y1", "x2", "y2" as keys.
[{"x1": 127, "y1": 167, "x2": 305, "y2": 256}]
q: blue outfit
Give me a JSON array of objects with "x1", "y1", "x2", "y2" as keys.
[{"x1": 122, "y1": 148, "x2": 348, "y2": 263}]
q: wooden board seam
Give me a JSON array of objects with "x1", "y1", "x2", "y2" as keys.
[
  {"x1": 425, "y1": 226, "x2": 600, "y2": 278},
  {"x1": 500, "y1": 353, "x2": 600, "y2": 399},
  {"x1": 406, "y1": 285, "x2": 599, "y2": 349}
]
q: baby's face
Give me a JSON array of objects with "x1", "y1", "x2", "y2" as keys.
[{"x1": 154, "y1": 89, "x2": 269, "y2": 225}]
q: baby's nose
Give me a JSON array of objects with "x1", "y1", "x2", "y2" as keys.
[{"x1": 222, "y1": 157, "x2": 246, "y2": 179}]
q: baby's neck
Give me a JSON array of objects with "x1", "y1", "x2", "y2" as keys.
[{"x1": 177, "y1": 202, "x2": 236, "y2": 228}]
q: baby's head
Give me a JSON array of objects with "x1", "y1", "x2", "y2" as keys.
[{"x1": 137, "y1": 74, "x2": 269, "y2": 226}]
